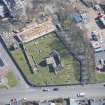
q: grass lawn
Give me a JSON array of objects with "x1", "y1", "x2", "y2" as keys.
[
  {"x1": 11, "y1": 33, "x2": 80, "y2": 85},
  {"x1": 56, "y1": 103, "x2": 63, "y2": 105},
  {"x1": 96, "y1": 72, "x2": 105, "y2": 82},
  {"x1": 6, "y1": 72, "x2": 17, "y2": 87}
]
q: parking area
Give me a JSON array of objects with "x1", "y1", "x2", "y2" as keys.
[
  {"x1": 84, "y1": 9, "x2": 105, "y2": 70},
  {"x1": 74, "y1": 2, "x2": 105, "y2": 72}
]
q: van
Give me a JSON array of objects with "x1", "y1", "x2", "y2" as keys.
[{"x1": 77, "y1": 92, "x2": 85, "y2": 97}]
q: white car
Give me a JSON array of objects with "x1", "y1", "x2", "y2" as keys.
[
  {"x1": 23, "y1": 98, "x2": 27, "y2": 100},
  {"x1": 42, "y1": 88, "x2": 49, "y2": 92},
  {"x1": 77, "y1": 92, "x2": 85, "y2": 97}
]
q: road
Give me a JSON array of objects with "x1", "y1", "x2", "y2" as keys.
[{"x1": 0, "y1": 84, "x2": 105, "y2": 103}]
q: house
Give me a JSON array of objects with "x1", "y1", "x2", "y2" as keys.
[
  {"x1": 89, "y1": 98, "x2": 105, "y2": 105},
  {"x1": 1, "y1": 0, "x2": 26, "y2": 18},
  {"x1": 69, "y1": 98, "x2": 89, "y2": 105}
]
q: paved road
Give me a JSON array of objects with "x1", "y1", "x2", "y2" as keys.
[{"x1": 0, "y1": 84, "x2": 105, "y2": 104}]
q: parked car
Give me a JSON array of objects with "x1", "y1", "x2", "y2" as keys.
[
  {"x1": 42, "y1": 88, "x2": 49, "y2": 92},
  {"x1": 53, "y1": 88, "x2": 59, "y2": 91},
  {"x1": 77, "y1": 92, "x2": 85, "y2": 97},
  {"x1": 23, "y1": 98, "x2": 27, "y2": 100}
]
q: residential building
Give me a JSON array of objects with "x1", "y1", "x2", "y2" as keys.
[{"x1": 1, "y1": 0, "x2": 26, "y2": 18}]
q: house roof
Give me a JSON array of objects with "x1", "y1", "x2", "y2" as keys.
[
  {"x1": 74, "y1": 15, "x2": 82, "y2": 23},
  {"x1": 95, "y1": 0, "x2": 105, "y2": 4},
  {"x1": 91, "y1": 41, "x2": 101, "y2": 49}
]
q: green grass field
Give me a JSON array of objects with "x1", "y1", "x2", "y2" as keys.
[
  {"x1": 6, "y1": 72, "x2": 17, "y2": 87},
  {"x1": 0, "y1": 72, "x2": 17, "y2": 88},
  {"x1": 96, "y1": 72, "x2": 105, "y2": 83},
  {"x1": 11, "y1": 33, "x2": 80, "y2": 85}
]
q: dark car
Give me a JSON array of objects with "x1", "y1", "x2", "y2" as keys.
[
  {"x1": 53, "y1": 88, "x2": 59, "y2": 91},
  {"x1": 103, "y1": 84, "x2": 105, "y2": 87}
]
